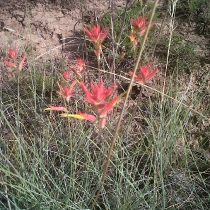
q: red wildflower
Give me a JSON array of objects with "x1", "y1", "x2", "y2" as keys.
[
  {"x1": 84, "y1": 25, "x2": 109, "y2": 44},
  {"x1": 129, "y1": 63, "x2": 158, "y2": 84},
  {"x1": 80, "y1": 79, "x2": 115, "y2": 106},
  {"x1": 79, "y1": 80, "x2": 124, "y2": 128},
  {"x1": 4, "y1": 48, "x2": 17, "y2": 68},
  {"x1": 7, "y1": 48, "x2": 17, "y2": 59},
  {"x1": 70, "y1": 58, "x2": 86, "y2": 78},
  {"x1": 76, "y1": 58, "x2": 86, "y2": 72},
  {"x1": 4, "y1": 48, "x2": 26, "y2": 70},
  {"x1": 130, "y1": 16, "x2": 154, "y2": 37},
  {"x1": 62, "y1": 70, "x2": 71, "y2": 80},
  {"x1": 84, "y1": 25, "x2": 109, "y2": 60},
  {"x1": 56, "y1": 80, "x2": 77, "y2": 103}
]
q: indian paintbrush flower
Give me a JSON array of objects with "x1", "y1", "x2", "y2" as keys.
[
  {"x1": 129, "y1": 63, "x2": 158, "y2": 85},
  {"x1": 56, "y1": 80, "x2": 77, "y2": 103},
  {"x1": 62, "y1": 70, "x2": 71, "y2": 80},
  {"x1": 4, "y1": 48, "x2": 26, "y2": 71},
  {"x1": 79, "y1": 79, "x2": 120, "y2": 128},
  {"x1": 7, "y1": 48, "x2": 17, "y2": 59},
  {"x1": 130, "y1": 16, "x2": 154, "y2": 37},
  {"x1": 84, "y1": 25, "x2": 109, "y2": 60},
  {"x1": 80, "y1": 79, "x2": 115, "y2": 106}
]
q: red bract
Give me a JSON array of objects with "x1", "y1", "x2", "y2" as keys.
[
  {"x1": 45, "y1": 105, "x2": 68, "y2": 112},
  {"x1": 76, "y1": 58, "x2": 86, "y2": 72},
  {"x1": 130, "y1": 16, "x2": 154, "y2": 37},
  {"x1": 4, "y1": 48, "x2": 26, "y2": 70},
  {"x1": 18, "y1": 55, "x2": 26, "y2": 71},
  {"x1": 84, "y1": 25, "x2": 109, "y2": 59},
  {"x1": 77, "y1": 111, "x2": 97, "y2": 122},
  {"x1": 129, "y1": 63, "x2": 158, "y2": 85},
  {"x1": 56, "y1": 80, "x2": 77, "y2": 103},
  {"x1": 4, "y1": 61, "x2": 16, "y2": 68},
  {"x1": 80, "y1": 79, "x2": 115, "y2": 106},
  {"x1": 63, "y1": 70, "x2": 71, "y2": 80},
  {"x1": 7, "y1": 48, "x2": 17, "y2": 59}
]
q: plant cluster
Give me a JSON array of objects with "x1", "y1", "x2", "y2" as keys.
[
  {"x1": 24, "y1": 17, "x2": 158, "y2": 130},
  {"x1": 3, "y1": 17, "x2": 158, "y2": 133},
  {"x1": 2, "y1": 2, "x2": 209, "y2": 209}
]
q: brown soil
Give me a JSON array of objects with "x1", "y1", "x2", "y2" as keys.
[{"x1": 0, "y1": 0, "x2": 126, "y2": 59}]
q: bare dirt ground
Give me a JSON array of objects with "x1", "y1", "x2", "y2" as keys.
[
  {"x1": 0, "y1": 0, "x2": 128, "y2": 83},
  {"x1": 0, "y1": 0, "x2": 209, "y2": 70},
  {"x1": 0, "y1": 0, "x2": 126, "y2": 59}
]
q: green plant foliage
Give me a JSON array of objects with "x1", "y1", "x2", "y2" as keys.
[
  {"x1": 157, "y1": 34, "x2": 199, "y2": 73},
  {"x1": 177, "y1": 0, "x2": 210, "y2": 34},
  {"x1": 100, "y1": 1, "x2": 157, "y2": 59}
]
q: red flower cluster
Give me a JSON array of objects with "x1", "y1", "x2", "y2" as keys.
[
  {"x1": 129, "y1": 16, "x2": 154, "y2": 49},
  {"x1": 46, "y1": 58, "x2": 122, "y2": 128},
  {"x1": 78, "y1": 79, "x2": 119, "y2": 128},
  {"x1": 4, "y1": 48, "x2": 26, "y2": 71},
  {"x1": 63, "y1": 58, "x2": 86, "y2": 80},
  {"x1": 56, "y1": 80, "x2": 77, "y2": 103},
  {"x1": 44, "y1": 18, "x2": 158, "y2": 130},
  {"x1": 84, "y1": 25, "x2": 109, "y2": 60},
  {"x1": 129, "y1": 63, "x2": 158, "y2": 85}
]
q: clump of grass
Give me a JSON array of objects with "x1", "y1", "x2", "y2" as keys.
[{"x1": 155, "y1": 34, "x2": 199, "y2": 74}]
